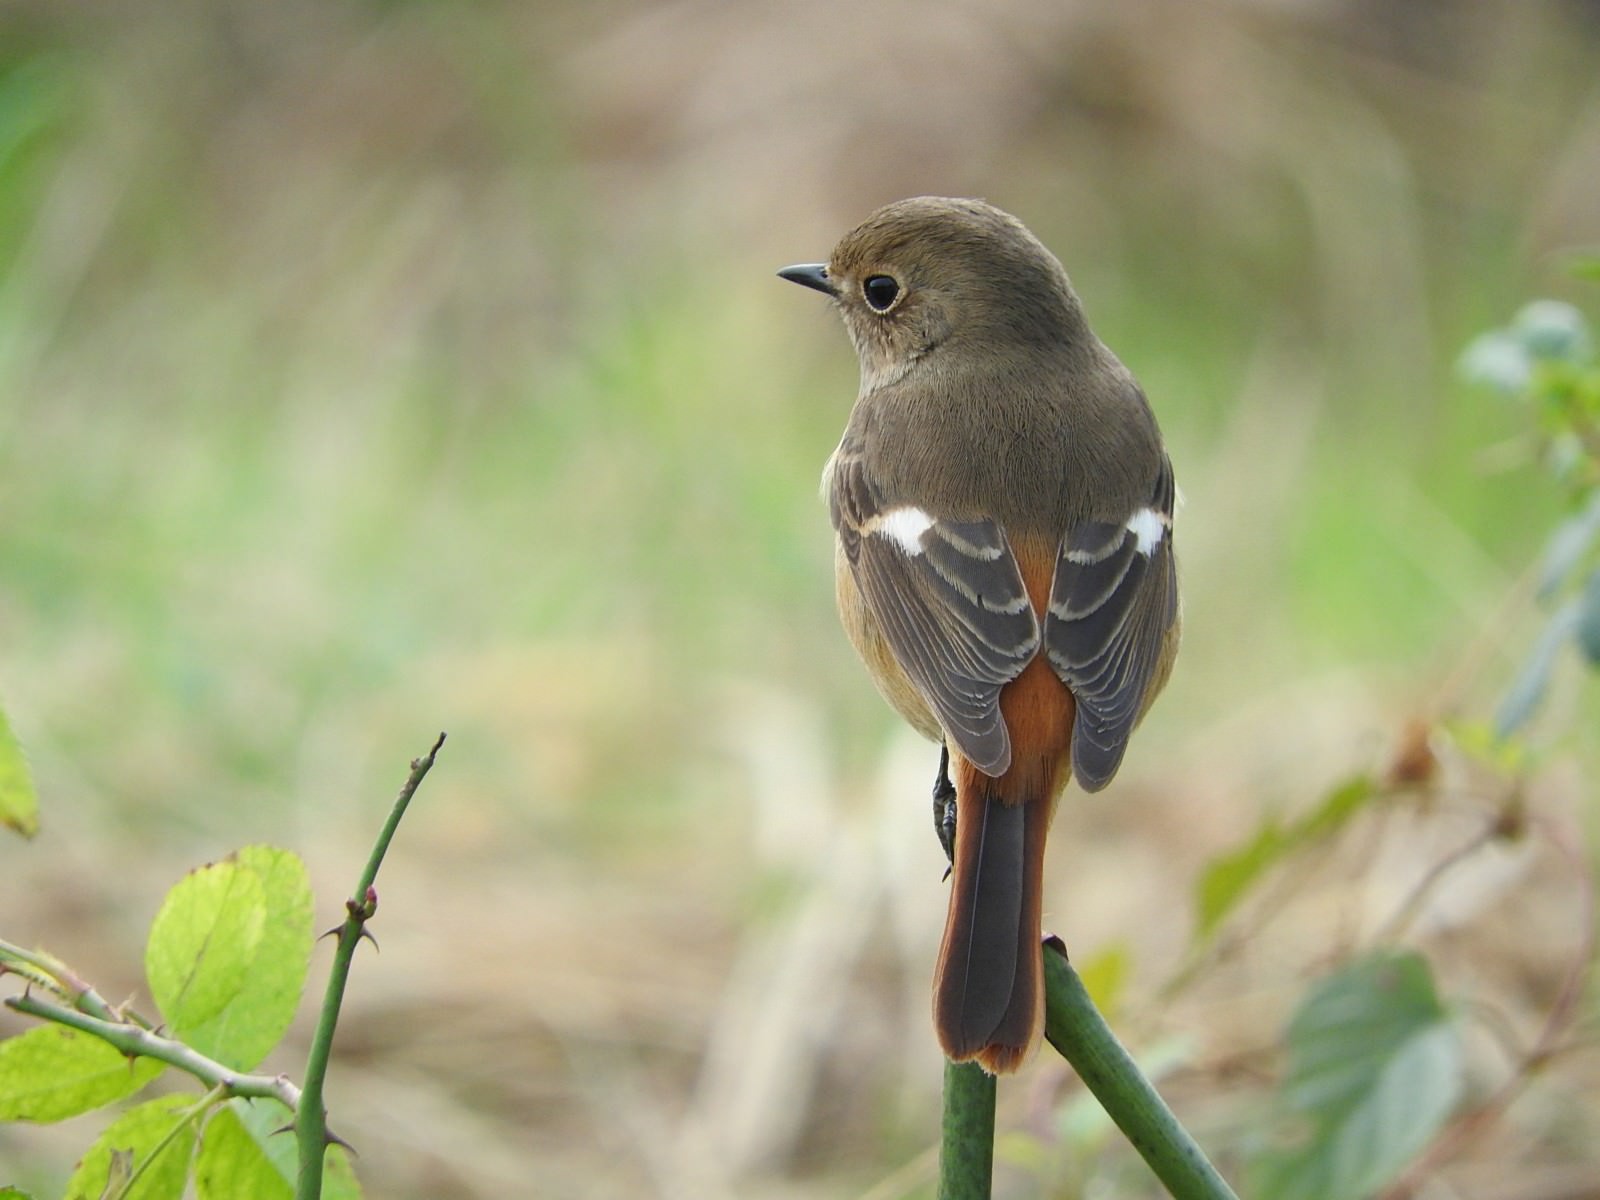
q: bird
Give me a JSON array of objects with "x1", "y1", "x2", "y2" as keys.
[{"x1": 779, "y1": 197, "x2": 1180, "y2": 1073}]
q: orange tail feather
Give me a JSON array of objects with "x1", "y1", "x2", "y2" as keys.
[{"x1": 933, "y1": 656, "x2": 1070, "y2": 1073}]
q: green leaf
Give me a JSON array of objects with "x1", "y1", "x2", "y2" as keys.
[
  {"x1": 193, "y1": 1105, "x2": 291, "y2": 1200},
  {"x1": 60, "y1": 1094, "x2": 197, "y2": 1200},
  {"x1": 0, "y1": 702, "x2": 40, "y2": 837},
  {"x1": 175, "y1": 846, "x2": 314, "y2": 1069},
  {"x1": 196, "y1": 1099, "x2": 360, "y2": 1200},
  {"x1": 1194, "y1": 776, "x2": 1375, "y2": 943},
  {"x1": 0, "y1": 1187, "x2": 37, "y2": 1199},
  {"x1": 1576, "y1": 568, "x2": 1600, "y2": 667},
  {"x1": 1496, "y1": 598, "x2": 1582, "y2": 737},
  {"x1": 1296, "y1": 774, "x2": 1375, "y2": 841},
  {"x1": 1197, "y1": 821, "x2": 1289, "y2": 942},
  {"x1": 1252, "y1": 951, "x2": 1462, "y2": 1200},
  {"x1": 145, "y1": 859, "x2": 266, "y2": 1036},
  {"x1": 0, "y1": 1025, "x2": 161, "y2": 1122}
]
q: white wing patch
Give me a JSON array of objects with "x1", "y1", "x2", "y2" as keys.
[
  {"x1": 868, "y1": 506, "x2": 936, "y2": 556},
  {"x1": 1125, "y1": 507, "x2": 1167, "y2": 557}
]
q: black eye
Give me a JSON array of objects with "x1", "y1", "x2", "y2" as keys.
[{"x1": 863, "y1": 274, "x2": 900, "y2": 312}]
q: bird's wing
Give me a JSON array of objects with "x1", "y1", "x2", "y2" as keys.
[
  {"x1": 1043, "y1": 454, "x2": 1178, "y2": 792},
  {"x1": 829, "y1": 443, "x2": 1041, "y2": 776}
]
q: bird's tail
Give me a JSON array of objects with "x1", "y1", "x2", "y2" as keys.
[{"x1": 932, "y1": 745, "x2": 1061, "y2": 1074}]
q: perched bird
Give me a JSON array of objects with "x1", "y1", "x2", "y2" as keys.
[{"x1": 780, "y1": 197, "x2": 1180, "y2": 1073}]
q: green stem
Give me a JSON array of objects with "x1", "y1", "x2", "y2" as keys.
[
  {"x1": 295, "y1": 733, "x2": 445, "y2": 1200},
  {"x1": 1042, "y1": 939, "x2": 1238, "y2": 1200},
  {"x1": 938, "y1": 1059, "x2": 996, "y2": 1199},
  {"x1": 3, "y1": 994, "x2": 301, "y2": 1110}
]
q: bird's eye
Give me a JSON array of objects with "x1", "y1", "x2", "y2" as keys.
[{"x1": 862, "y1": 274, "x2": 901, "y2": 313}]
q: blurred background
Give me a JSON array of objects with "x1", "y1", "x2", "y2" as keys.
[{"x1": 2, "y1": 0, "x2": 1598, "y2": 1196}]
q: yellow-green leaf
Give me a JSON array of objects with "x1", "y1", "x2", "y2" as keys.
[
  {"x1": 0, "y1": 703, "x2": 39, "y2": 838},
  {"x1": 61, "y1": 1094, "x2": 196, "y2": 1200},
  {"x1": 1193, "y1": 775, "x2": 1374, "y2": 944},
  {"x1": 1075, "y1": 942, "x2": 1132, "y2": 1019},
  {"x1": 145, "y1": 860, "x2": 266, "y2": 1034},
  {"x1": 193, "y1": 1106, "x2": 291, "y2": 1200},
  {"x1": 175, "y1": 846, "x2": 313, "y2": 1069},
  {"x1": 0, "y1": 1026, "x2": 161, "y2": 1123},
  {"x1": 197, "y1": 1099, "x2": 361, "y2": 1200}
]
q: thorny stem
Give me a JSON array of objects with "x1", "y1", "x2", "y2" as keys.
[
  {"x1": 3, "y1": 993, "x2": 302, "y2": 1111},
  {"x1": 295, "y1": 733, "x2": 445, "y2": 1200}
]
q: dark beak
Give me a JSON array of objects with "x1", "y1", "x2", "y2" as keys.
[{"x1": 777, "y1": 263, "x2": 834, "y2": 296}]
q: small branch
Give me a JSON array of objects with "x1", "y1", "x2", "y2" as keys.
[
  {"x1": 0, "y1": 939, "x2": 149, "y2": 1028},
  {"x1": 295, "y1": 733, "x2": 445, "y2": 1200},
  {"x1": 938, "y1": 1059, "x2": 995, "y2": 1200},
  {"x1": 4, "y1": 993, "x2": 302, "y2": 1111},
  {"x1": 1043, "y1": 939, "x2": 1239, "y2": 1200},
  {"x1": 1370, "y1": 822, "x2": 1501, "y2": 945}
]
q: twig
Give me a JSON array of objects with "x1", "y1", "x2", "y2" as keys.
[
  {"x1": 1043, "y1": 940, "x2": 1239, "y2": 1200},
  {"x1": 0, "y1": 938, "x2": 153, "y2": 1029},
  {"x1": 3, "y1": 993, "x2": 302, "y2": 1111},
  {"x1": 1370, "y1": 822, "x2": 1502, "y2": 945},
  {"x1": 295, "y1": 732, "x2": 445, "y2": 1200}
]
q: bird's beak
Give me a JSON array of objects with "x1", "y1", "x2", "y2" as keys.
[{"x1": 777, "y1": 263, "x2": 835, "y2": 296}]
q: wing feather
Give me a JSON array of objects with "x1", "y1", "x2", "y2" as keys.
[
  {"x1": 1045, "y1": 456, "x2": 1178, "y2": 791},
  {"x1": 830, "y1": 448, "x2": 1039, "y2": 776}
]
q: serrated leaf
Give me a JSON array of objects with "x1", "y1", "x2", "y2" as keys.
[
  {"x1": 1496, "y1": 599, "x2": 1582, "y2": 738},
  {"x1": 1252, "y1": 951, "x2": 1462, "y2": 1200},
  {"x1": 0, "y1": 1187, "x2": 37, "y2": 1199},
  {"x1": 0, "y1": 702, "x2": 40, "y2": 838},
  {"x1": 1575, "y1": 569, "x2": 1600, "y2": 666},
  {"x1": 176, "y1": 846, "x2": 314, "y2": 1069},
  {"x1": 0, "y1": 1026, "x2": 162, "y2": 1122},
  {"x1": 145, "y1": 859, "x2": 266, "y2": 1036},
  {"x1": 61, "y1": 1094, "x2": 197, "y2": 1200},
  {"x1": 1194, "y1": 776, "x2": 1375, "y2": 943},
  {"x1": 198, "y1": 1099, "x2": 360, "y2": 1200}
]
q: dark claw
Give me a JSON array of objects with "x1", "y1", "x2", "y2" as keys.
[{"x1": 932, "y1": 743, "x2": 957, "y2": 876}]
